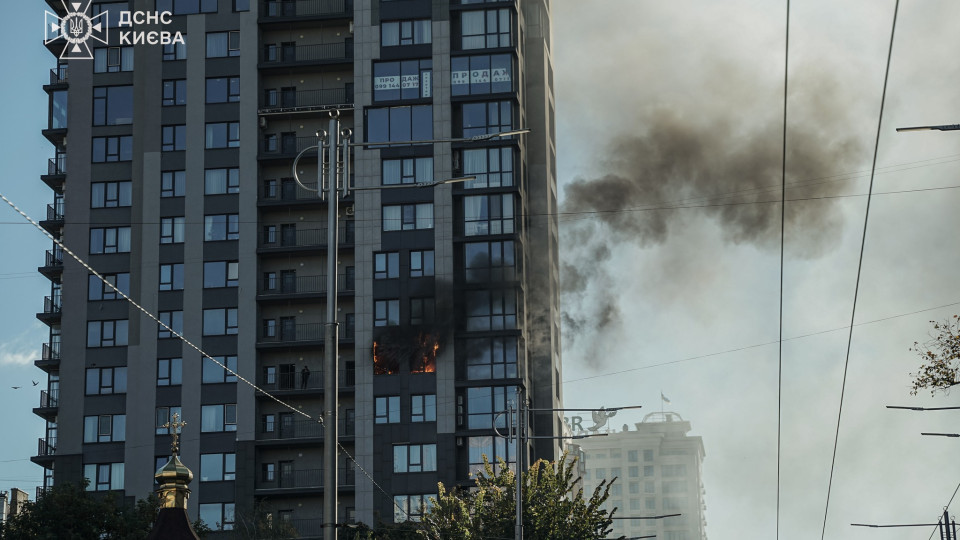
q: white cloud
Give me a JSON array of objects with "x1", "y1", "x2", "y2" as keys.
[{"x1": 0, "y1": 325, "x2": 43, "y2": 366}]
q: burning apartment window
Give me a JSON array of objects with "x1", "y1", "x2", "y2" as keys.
[
  {"x1": 374, "y1": 331, "x2": 440, "y2": 375},
  {"x1": 465, "y1": 336, "x2": 517, "y2": 379},
  {"x1": 373, "y1": 341, "x2": 400, "y2": 375}
]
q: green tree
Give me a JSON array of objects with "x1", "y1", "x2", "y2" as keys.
[
  {"x1": 1, "y1": 482, "x2": 159, "y2": 540},
  {"x1": 910, "y1": 316, "x2": 960, "y2": 395},
  {"x1": 419, "y1": 453, "x2": 619, "y2": 540}
]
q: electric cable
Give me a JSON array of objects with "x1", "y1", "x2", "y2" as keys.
[{"x1": 776, "y1": 2, "x2": 790, "y2": 539}]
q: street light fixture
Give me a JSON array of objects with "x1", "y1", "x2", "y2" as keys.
[
  {"x1": 896, "y1": 124, "x2": 960, "y2": 132},
  {"x1": 290, "y1": 113, "x2": 527, "y2": 540}
]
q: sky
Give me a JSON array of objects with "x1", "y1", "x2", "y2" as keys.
[{"x1": 0, "y1": 1, "x2": 959, "y2": 539}]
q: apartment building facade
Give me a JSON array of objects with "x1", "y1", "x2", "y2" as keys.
[{"x1": 33, "y1": 0, "x2": 559, "y2": 533}]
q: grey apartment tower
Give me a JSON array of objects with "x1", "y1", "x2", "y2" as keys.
[{"x1": 33, "y1": 0, "x2": 559, "y2": 534}]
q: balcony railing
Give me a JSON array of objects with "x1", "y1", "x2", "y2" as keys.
[
  {"x1": 259, "y1": 273, "x2": 355, "y2": 295},
  {"x1": 261, "y1": 0, "x2": 350, "y2": 18},
  {"x1": 260, "y1": 322, "x2": 324, "y2": 343},
  {"x1": 259, "y1": 368, "x2": 356, "y2": 391},
  {"x1": 46, "y1": 203, "x2": 64, "y2": 221},
  {"x1": 43, "y1": 296, "x2": 61, "y2": 314},
  {"x1": 257, "y1": 465, "x2": 356, "y2": 491},
  {"x1": 47, "y1": 156, "x2": 66, "y2": 176},
  {"x1": 260, "y1": 135, "x2": 323, "y2": 157},
  {"x1": 49, "y1": 66, "x2": 68, "y2": 85},
  {"x1": 259, "y1": 226, "x2": 354, "y2": 249},
  {"x1": 259, "y1": 418, "x2": 355, "y2": 440},
  {"x1": 262, "y1": 42, "x2": 351, "y2": 65},
  {"x1": 37, "y1": 437, "x2": 56, "y2": 456},
  {"x1": 44, "y1": 248, "x2": 63, "y2": 267},
  {"x1": 260, "y1": 87, "x2": 353, "y2": 112},
  {"x1": 42, "y1": 342, "x2": 60, "y2": 361},
  {"x1": 39, "y1": 389, "x2": 58, "y2": 408}
]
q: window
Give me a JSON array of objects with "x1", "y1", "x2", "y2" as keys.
[
  {"x1": 205, "y1": 122, "x2": 240, "y2": 148},
  {"x1": 465, "y1": 289, "x2": 517, "y2": 330},
  {"x1": 461, "y1": 9, "x2": 512, "y2": 49},
  {"x1": 204, "y1": 168, "x2": 240, "y2": 194},
  {"x1": 85, "y1": 366, "x2": 127, "y2": 394},
  {"x1": 366, "y1": 105, "x2": 432, "y2": 143},
  {"x1": 262, "y1": 414, "x2": 276, "y2": 433},
  {"x1": 393, "y1": 494, "x2": 434, "y2": 523},
  {"x1": 374, "y1": 299, "x2": 400, "y2": 327},
  {"x1": 156, "y1": 0, "x2": 217, "y2": 14},
  {"x1": 207, "y1": 31, "x2": 241, "y2": 57},
  {"x1": 206, "y1": 77, "x2": 241, "y2": 103},
  {"x1": 643, "y1": 465, "x2": 654, "y2": 477},
  {"x1": 381, "y1": 19, "x2": 431, "y2": 46},
  {"x1": 409, "y1": 250, "x2": 434, "y2": 277},
  {"x1": 467, "y1": 386, "x2": 516, "y2": 429},
  {"x1": 663, "y1": 480, "x2": 687, "y2": 494},
  {"x1": 468, "y1": 436, "x2": 515, "y2": 474},
  {"x1": 410, "y1": 298, "x2": 435, "y2": 325},
  {"x1": 465, "y1": 336, "x2": 518, "y2": 379},
  {"x1": 234, "y1": 0, "x2": 250, "y2": 11},
  {"x1": 155, "y1": 0, "x2": 214, "y2": 13},
  {"x1": 91, "y1": 181, "x2": 132, "y2": 208},
  {"x1": 204, "y1": 261, "x2": 239, "y2": 288},
  {"x1": 163, "y1": 80, "x2": 187, "y2": 106},
  {"x1": 374, "y1": 252, "x2": 400, "y2": 279},
  {"x1": 93, "y1": 86, "x2": 133, "y2": 126},
  {"x1": 203, "y1": 308, "x2": 239, "y2": 335},
  {"x1": 162, "y1": 40, "x2": 187, "y2": 61},
  {"x1": 393, "y1": 444, "x2": 437, "y2": 473},
  {"x1": 201, "y1": 404, "x2": 238, "y2": 432},
  {"x1": 643, "y1": 449, "x2": 654, "y2": 462},
  {"x1": 156, "y1": 406, "x2": 183, "y2": 434},
  {"x1": 158, "y1": 311, "x2": 183, "y2": 339},
  {"x1": 162, "y1": 125, "x2": 187, "y2": 151},
  {"x1": 92, "y1": 136, "x2": 133, "y2": 162},
  {"x1": 160, "y1": 217, "x2": 185, "y2": 243},
  {"x1": 452, "y1": 54, "x2": 512, "y2": 95},
  {"x1": 629, "y1": 482, "x2": 640, "y2": 494},
  {"x1": 199, "y1": 503, "x2": 235, "y2": 531},
  {"x1": 94, "y1": 46, "x2": 134, "y2": 72},
  {"x1": 411, "y1": 395, "x2": 436, "y2": 422},
  {"x1": 382, "y1": 157, "x2": 433, "y2": 185},
  {"x1": 464, "y1": 240, "x2": 516, "y2": 282},
  {"x1": 464, "y1": 194, "x2": 514, "y2": 236},
  {"x1": 373, "y1": 60, "x2": 432, "y2": 101},
  {"x1": 83, "y1": 463, "x2": 124, "y2": 491},
  {"x1": 91, "y1": 2, "x2": 126, "y2": 28},
  {"x1": 200, "y1": 453, "x2": 236, "y2": 482},
  {"x1": 644, "y1": 481, "x2": 655, "y2": 493},
  {"x1": 662, "y1": 464, "x2": 687, "y2": 477},
  {"x1": 203, "y1": 356, "x2": 238, "y2": 383},
  {"x1": 204, "y1": 214, "x2": 240, "y2": 240},
  {"x1": 51, "y1": 90, "x2": 67, "y2": 129},
  {"x1": 463, "y1": 147, "x2": 514, "y2": 188},
  {"x1": 87, "y1": 320, "x2": 129, "y2": 347},
  {"x1": 382, "y1": 203, "x2": 434, "y2": 231},
  {"x1": 159, "y1": 263, "x2": 184, "y2": 291},
  {"x1": 461, "y1": 101, "x2": 512, "y2": 138},
  {"x1": 83, "y1": 414, "x2": 126, "y2": 443},
  {"x1": 628, "y1": 466, "x2": 639, "y2": 478},
  {"x1": 663, "y1": 497, "x2": 686, "y2": 511},
  {"x1": 88, "y1": 273, "x2": 130, "y2": 301},
  {"x1": 595, "y1": 468, "x2": 607, "y2": 480},
  {"x1": 628, "y1": 450, "x2": 639, "y2": 462},
  {"x1": 162, "y1": 171, "x2": 186, "y2": 198},
  {"x1": 158, "y1": 358, "x2": 182, "y2": 386},
  {"x1": 261, "y1": 463, "x2": 275, "y2": 481},
  {"x1": 375, "y1": 396, "x2": 400, "y2": 424}
]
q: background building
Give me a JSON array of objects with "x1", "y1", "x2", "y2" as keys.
[
  {"x1": 33, "y1": 0, "x2": 558, "y2": 534},
  {"x1": 576, "y1": 411, "x2": 707, "y2": 540}
]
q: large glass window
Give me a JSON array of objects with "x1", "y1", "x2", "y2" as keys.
[
  {"x1": 161, "y1": 171, "x2": 186, "y2": 198},
  {"x1": 366, "y1": 105, "x2": 432, "y2": 144},
  {"x1": 157, "y1": 358, "x2": 182, "y2": 386},
  {"x1": 83, "y1": 414, "x2": 125, "y2": 443},
  {"x1": 465, "y1": 289, "x2": 517, "y2": 330},
  {"x1": 163, "y1": 80, "x2": 187, "y2": 106},
  {"x1": 159, "y1": 263, "x2": 184, "y2": 291},
  {"x1": 90, "y1": 2, "x2": 126, "y2": 28},
  {"x1": 156, "y1": 0, "x2": 217, "y2": 14},
  {"x1": 463, "y1": 194, "x2": 514, "y2": 236},
  {"x1": 94, "y1": 46, "x2": 134, "y2": 72},
  {"x1": 93, "y1": 86, "x2": 133, "y2": 126},
  {"x1": 203, "y1": 261, "x2": 239, "y2": 288},
  {"x1": 207, "y1": 31, "x2": 241, "y2": 58},
  {"x1": 158, "y1": 311, "x2": 183, "y2": 339},
  {"x1": 205, "y1": 122, "x2": 240, "y2": 148},
  {"x1": 463, "y1": 147, "x2": 513, "y2": 188},
  {"x1": 393, "y1": 444, "x2": 437, "y2": 473},
  {"x1": 51, "y1": 91, "x2": 67, "y2": 129},
  {"x1": 199, "y1": 503, "x2": 235, "y2": 531},
  {"x1": 91, "y1": 181, "x2": 132, "y2": 208},
  {"x1": 204, "y1": 168, "x2": 240, "y2": 194},
  {"x1": 460, "y1": 9, "x2": 512, "y2": 49},
  {"x1": 201, "y1": 404, "x2": 238, "y2": 432},
  {"x1": 468, "y1": 435, "x2": 515, "y2": 474},
  {"x1": 410, "y1": 250, "x2": 434, "y2": 277},
  {"x1": 461, "y1": 101, "x2": 512, "y2": 137},
  {"x1": 465, "y1": 336, "x2": 518, "y2": 379},
  {"x1": 381, "y1": 19, "x2": 431, "y2": 46},
  {"x1": 200, "y1": 453, "x2": 236, "y2": 482},
  {"x1": 464, "y1": 240, "x2": 516, "y2": 282},
  {"x1": 382, "y1": 157, "x2": 433, "y2": 185},
  {"x1": 373, "y1": 60, "x2": 432, "y2": 101},
  {"x1": 202, "y1": 308, "x2": 239, "y2": 335},
  {"x1": 92, "y1": 136, "x2": 133, "y2": 162},
  {"x1": 156, "y1": 406, "x2": 183, "y2": 434},
  {"x1": 85, "y1": 366, "x2": 127, "y2": 394},
  {"x1": 411, "y1": 395, "x2": 436, "y2": 422},
  {"x1": 375, "y1": 396, "x2": 400, "y2": 424},
  {"x1": 89, "y1": 227, "x2": 131, "y2": 254},
  {"x1": 162, "y1": 40, "x2": 187, "y2": 61},
  {"x1": 451, "y1": 54, "x2": 512, "y2": 95},
  {"x1": 206, "y1": 77, "x2": 240, "y2": 103},
  {"x1": 202, "y1": 356, "x2": 238, "y2": 383},
  {"x1": 467, "y1": 385, "x2": 516, "y2": 429},
  {"x1": 83, "y1": 463, "x2": 124, "y2": 491},
  {"x1": 160, "y1": 217, "x2": 185, "y2": 244},
  {"x1": 204, "y1": 214, "x2": 240, "y2": 241},
  {"x1": 374, "y1": 252, "x2": 400, "y2": 279},
  {"x1": 88, "y1": 273, "x2": 130, "y2": 301},
  {"x1": 162, "y1": 125, "x2": 187, "y2": 151},
  {"x1": 374, "y1": 300, "x2": 400, "y2": 327},
  {"x1": 382, "y1": 204, "x2": 433, "y2": 231},
  {"x1": 393, "y1": 494, "x2": 435, "y2": 523}
]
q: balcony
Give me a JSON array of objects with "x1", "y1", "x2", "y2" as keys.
[
  {"x1": 44, "y1": 66, "x2": 68, "y2": 90},
  {"x1": 39, "y1": 202, "x2": 64, "y2": 235},
  {"x1": 259, "y1": 87, "x2": 354, "y2": 117},
  {"x1": 31, "y1": 437, "x2": 56, "y2": 466},
  {"x1": 260, "y1": 0, "x2": 352, "y2": 23},
  {"x1": 258, "y1": 273, "x2": 355, "y2": 301},
  {"x1": 259, "y1": 135, "x2": 323, "y2": 160},
  {"x1": 260, "y1": 42, "x2": 352, "y2": 70},
  {"x1": 254, "y1": 465, "x2": 356, "y2": 496},
  {"x1": 256, "y1": 368, "x2": 356, "y2": 394},
  {"x1": 33, "y1": 389, "x2": 59, "y2": 420},
  {"x1": 36, "y1": 295, "x2": 62, "y2": 325},
  {"x1": 256, "y1": 418, "x2": 355, "y2": 444},
  {"x1": 257, "y1": 226, "x2": 354, "y2": 254},
  {"x1": 38, "y1": 248, "x2": 64, "y2": 280},
  {"x1": 42, "y1": 155, "x2": 66, "y2": 192},
  {"x1": 35, "y1": 342, "x2": 61, "y2": 373}
]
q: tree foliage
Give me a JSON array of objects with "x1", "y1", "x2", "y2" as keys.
[
  {"x1": 910, "y1": 316, "x2": 960, "y2": 395},
  {"x1": 0, "y1": 482, "x2": 159, "y2": 540},
  {"x1": 418, "y1": 453, "x2": 619, "y2": 540}
]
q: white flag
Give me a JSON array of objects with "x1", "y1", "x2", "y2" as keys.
[{"x1": 661, "y1": 393, "x2": 671, "y2": 404}]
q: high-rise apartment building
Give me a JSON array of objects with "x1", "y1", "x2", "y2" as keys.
[
  {"x1": 33, "y1": 0, "x2": 558, "y2": 534},
  {"x1": 577, "y1": 412, "x2": 708, "y2": 540}
]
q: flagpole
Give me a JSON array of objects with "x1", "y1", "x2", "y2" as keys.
[{"x1": 660, "y1": 390, "x2": 664, "y2": 416}]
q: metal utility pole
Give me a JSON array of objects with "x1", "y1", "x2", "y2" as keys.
[
  {"x1": 514, "y1": 388, "x2": 524, "y2": 540},
  {"x1": 941, "y1": 510, "x2": 958, "y2": 540},
  {"x1": 323, "y1": 112, "x2": 340, "y2": 540}
]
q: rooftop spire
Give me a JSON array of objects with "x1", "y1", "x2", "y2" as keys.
[{"x1": 155, "y1": 413, "x2": 193, "y2": 510}]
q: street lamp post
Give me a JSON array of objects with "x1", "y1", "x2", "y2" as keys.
[
  {"x1": 292, "y1": 114, "x2": 521, "y2": 540},
  {"x1": 896, "y1": 123, "x2": 960, "y2": 132}
]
